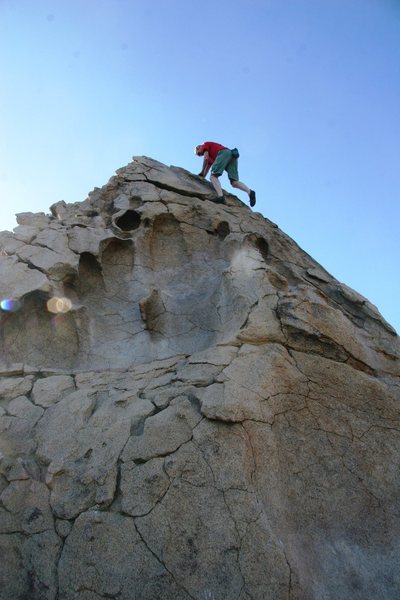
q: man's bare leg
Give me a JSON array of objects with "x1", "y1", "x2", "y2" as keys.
[
  {"x1": 210, "y1": 174, "x2": 223, "y2": 198},
  {"x1": 231, "y1": 179, "x2": 250, "y2": 194},
  {"x1": 231, "y1": 179, "x2": 256, "y2": 207}
]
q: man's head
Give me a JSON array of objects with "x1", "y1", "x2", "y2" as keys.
[{"x1": 195, "y1": 145, "x2": 203, "y2": 156}]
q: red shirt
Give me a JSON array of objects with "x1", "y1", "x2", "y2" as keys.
[{"x1": 197, "y1": 141, "x2": 227, "y2": 165}]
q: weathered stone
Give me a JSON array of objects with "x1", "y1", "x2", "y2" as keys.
[
  {"x1": 0, "y1": 375, "x2": 34, "y2": 401},
  {"x1": 0, "y1": 231, "x2": 26, "y2": 254},
  {"x1": 237, "y1": 292, "x2": 284, "y2": 344},
  {"x1": 0, "y1": 413, "x2": 37, "y2": 459},
  {"x1": 0, "y1": 479, "x2": 54, "y2": 534},
  {"x1": 4, "y1": 456, "x2": 40, "y2": 482},
  {"x1": 0, "y1": 156, "x2": 399, "y2": 600},
  {"x1": 7, "y1": 396, "x2": 43, "y2": 423},
  {"x1": 36, "y1": 388, "x2": 154, "y2": 518},
  {"x1": 31, "y1": 375, "x2": 75, "y2": 407},
  {"x1": 0, "y1": 530, "x2": 61, "y2": 600},
  {"x1": 0, "y1": 255, "x2": 50, "y2": 299},
  {"x1": 188, "y1": 344, "x2": 238, "y2": 366},
  {"x1": 16, "y1": 211, "x2": 50, "y2": 227},
  {"x1": 122, "y1": 396, "x2": 201, "y2": 462},
  {"x1": 135, "y1": 480, "x2": 244, "y2": 598},
  {"x1": 0, "y1": 363, "x2": 24, "y2": 376},
  {"x1": 121, "y1": 456, "x2": 170, "y2": 516},
  {"x1": 12, "y1": 224, "x2": 39, "y2": 243},
  {"x1": 277, "y1": 285, "x2": 399, "y2": 374},
  {"x1": 17, "y1": 243, "x2": 78, "y2": 275},
  {"x1": 55, "y1": 518, "x2": 72, "y2": 538},
  {"x1": 68, "y1": 226, "x2": 115, "y2": 255},
  {"x1": 199, "y1": 343, "x2": 308, "y2": 422},
  {"x1": 58, "y1": 511, "x2": 190, "y2": 599},
  {"x1": 163, "y1": 440, "x2": 213, "y2": 487},
  {"x1": 132, "y1": 155, "x2": 215, "y2": 198}
]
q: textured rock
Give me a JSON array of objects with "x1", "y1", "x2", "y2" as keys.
[{"x1": 0, "y1": 156, "x2": 399, "y2": 599}]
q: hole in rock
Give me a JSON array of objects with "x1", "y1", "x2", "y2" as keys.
[
  {"x1": 248, "y1": 235, "x2": 269, "y2": 262},
  {"x1": 115, "y1": 210, "x2": 141, "y2": 231},
  {"x1": 150, "y1": 214, "x2": 187, "y2": 268},
  {"x1": 79, "y1": 252, "x2": 102, "y2": 273},
  {"x1": 77, "y1": 253, "x2": 103, "y2": 296},
  {"x1": 101, "y1": 239, "x2": 134, "y2": 266},
  {"x1": 216, "y1": 221, "x2": 230, "y2": 240}
]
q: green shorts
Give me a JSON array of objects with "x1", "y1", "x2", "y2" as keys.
[{"x1": 211, "y1": 149, "x2": 239, "y2": 182}]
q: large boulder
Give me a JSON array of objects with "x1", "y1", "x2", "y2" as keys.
[{"x1": 0, "y1": 157, "x2": 399, "y2": 599}]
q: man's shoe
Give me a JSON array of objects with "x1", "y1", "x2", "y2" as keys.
[
  {"x1": 214, "y1": 196, "x2": 225, "y2": 204},
  {"x1": 249, "y1": 190, "x2": 256, "y2": 207}
]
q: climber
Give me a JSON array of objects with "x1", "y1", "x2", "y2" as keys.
[{"x1": 195, "y1": 141, "x2": 256, "y2": 207}]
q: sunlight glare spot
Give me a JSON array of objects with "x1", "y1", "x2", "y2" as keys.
[
  {"x1": 1, "y1": 299, "x2": 21, "y2": 312},
  {"x1": 47, "y1": 297, "x2": 72, "y2": 314}
]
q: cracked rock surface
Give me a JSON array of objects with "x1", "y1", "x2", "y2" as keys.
[{"x1": 0, "y1": 156, "x2": 399, "y2": 599}]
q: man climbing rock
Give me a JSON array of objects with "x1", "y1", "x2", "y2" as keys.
[{"x1": 195, "y1": 141, "x2": 256, "y2": 207}]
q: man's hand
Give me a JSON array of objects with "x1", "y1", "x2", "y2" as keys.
[{"x1": 197, "y1": 150, "x2": 209, "y2": 178}]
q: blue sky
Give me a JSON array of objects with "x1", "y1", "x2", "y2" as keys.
[{"x1": 1, "y1": 0, "x2": 399, "y2": 332}]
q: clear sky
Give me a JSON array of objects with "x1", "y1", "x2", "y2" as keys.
[{"x1": 1, "y1": 0, "x2": 399, "y2": 333}]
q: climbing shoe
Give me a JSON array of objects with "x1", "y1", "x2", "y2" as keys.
[{"x1": 249, "y1": 190, "x2": 256, "y2": 207}]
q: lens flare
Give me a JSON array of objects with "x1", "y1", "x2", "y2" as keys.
[
  {"x1": 47, "y1": 297, "x2": 72, "y2": 314},
  {"x1": 0, "y1": 299, "x2": 21, "y2": 312}
]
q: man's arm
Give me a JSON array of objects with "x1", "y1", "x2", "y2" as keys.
[{"x1": 198, "y1": 151, "x2": 211, "y2": 177}]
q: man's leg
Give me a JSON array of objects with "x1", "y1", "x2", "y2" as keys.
[
  {"x1": 227, "y1": 159, "x2": 255, "y2": 206},
  {"x1": 211, "y1": 150, "x2": 256, "y2": 206},
  {"x1": 230, "y1": 180, "x2": 250, "y2": 194},
  {"x1": 210, "y1": 174, "x2": 223, "y2": 197},
  {"x1": 210, "y1": 150, "x2": 232, "y2": 202},
  {"x1": 231, "y1": 179, "x2": 256, "y2": 207},
  {"x1": 226, "y1": 158, "x2": 256, "y2": 206}
]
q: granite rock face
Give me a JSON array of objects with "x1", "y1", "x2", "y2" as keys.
[{"x1": 0, "y1": 156, "x2": 399, "y2": 600}]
